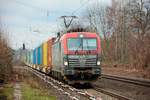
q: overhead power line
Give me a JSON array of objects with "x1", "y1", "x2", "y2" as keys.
[
  {"x1": 12, "y1": 0, "x2": 70, "y2": 14},
  {"x1": 71, "y1": 0, "x2": 91, "y2": 15}
]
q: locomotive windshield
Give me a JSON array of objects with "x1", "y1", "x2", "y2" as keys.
[{"x1": 67, "y1": 38, "x2": 97, "y2": 50}]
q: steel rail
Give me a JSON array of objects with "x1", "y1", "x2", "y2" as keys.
[
  {"x1": 101, "y1": 74, "x2": 150, "y2": 87},
  {"x1": 93, "y1": 85, "x2": 132, "y2": 100}
]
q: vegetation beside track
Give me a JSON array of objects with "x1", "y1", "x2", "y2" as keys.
[
  {"x1": 14, "y1": 66, "x2": 57, "y2": 100},
  {"x1": 21, "y1": 82, "x2": 56, "y2": 100},
  {"x1": 0, "y1": 83, "x2": 14, "y2": 100},
  {"x1": 0, "y1": 30, "x2": 13, "y2": 82}
]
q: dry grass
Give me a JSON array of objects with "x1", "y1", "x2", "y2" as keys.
[
  {"x1": 21, "y1": 82, "x2": 56, "y2": 100},
  {"x1": 0, "y1": 83, "x2": 14, "y2": 100},
  {"x1": 16, "y1": 68, "x2": 57, "y2": 100}
]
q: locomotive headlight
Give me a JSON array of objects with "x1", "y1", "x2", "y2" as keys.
[
  {"x1": 64, "y1": 61, "x2": 68, "y2": 66},
  {"x1": 97, "y1": 61, "x2": 101, "y2": 65},
  {"x1": 79, "y1": 34, "x2": 84, "y2": 38}
]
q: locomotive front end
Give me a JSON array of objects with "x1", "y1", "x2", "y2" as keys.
[{"x1": 62, "y1": 32, "x2": 101, "y2": 84}]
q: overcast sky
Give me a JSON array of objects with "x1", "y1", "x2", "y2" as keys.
[{"x1": 0, "y1": 0, "x2": 111, "y2": 49}]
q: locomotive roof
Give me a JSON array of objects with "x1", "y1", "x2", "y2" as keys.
[{"x1": 60, "y1": 32, "x2": 99, "y2": 40}]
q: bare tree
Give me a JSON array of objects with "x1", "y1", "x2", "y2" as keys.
[
  {"x1": 85, "y1": 1, "x2": 113, "y2": 61},
  {"x1": 84, "y1": 0, "x2": 150, "y2": 68},
  {"x1": 126, "y1": 0, "x2": 150, "y2": 67},
  {"x1": 0, "y1": 29, "x2": 13, "y2": 81}
]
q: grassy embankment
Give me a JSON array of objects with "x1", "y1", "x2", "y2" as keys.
[
  {"x1": 21, "y1": 82, "x2": 56, "y2": 100},
  {"x1": 21, "y1": 68, "x2": 57, "y2": 100},
  {"x1": 0, "y1": 83, "x2": 13, "y2": 100},
  {"x1": 0, "y1": 80, "x2": 56, "y2": 100}
]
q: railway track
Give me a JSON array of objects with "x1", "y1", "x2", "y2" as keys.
[
  {"x1": 90, "y1": 74, "x2": 150, "y2": 100},
  {"x1": 93, "y1": 85, "x2": 132, "y2": 100},
  {"x1": 26, "y1": 66, "x2": 101, "y2": 100},
  {"x1": 16, "y1": 66, "x2": 150, "y2": 100},
  {"x1": 101, "y1": 74, "x2": 150, "y2": 87},
  {"x1": 26, "y1": 66, "x2": 133, "y2": 100}
]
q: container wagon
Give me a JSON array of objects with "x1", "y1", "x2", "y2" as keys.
[
  {"x1": 46, "y1": 38, "x2": 55, "y2": 74},
  {"x1": 42, "y1": 42, "x2": 48, "y2": 73},
  {"x1": 33, "y1": 49, "x2": 37, "y2": 68},
  {"x1": 37, "y1": 45, "x2": 43, "y2": 71},
  {"x1": 30, "y1": 51, "x2": 33, "y2": 67}
]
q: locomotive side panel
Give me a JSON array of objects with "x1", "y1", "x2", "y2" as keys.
[{"x1": 52, "y1": 42, "x2": 62, "y2": 72}]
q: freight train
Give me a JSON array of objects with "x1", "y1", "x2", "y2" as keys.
[{"x1": 25, "y1": 32, "x2": 101, "y2": 84}]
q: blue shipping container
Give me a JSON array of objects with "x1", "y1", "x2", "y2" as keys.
[
  {"x1": 33, "y1": 49, "x2": 37, "y2": 64},
  {"x1": 37, "y1": 46, "x2": 42, "y2": 65},
  {"x1": 28, "y1": 52, "x2": 31, "y2": 63},
  {"x1": 30, "y1": 51, "x2": 33, "y2": 64}
]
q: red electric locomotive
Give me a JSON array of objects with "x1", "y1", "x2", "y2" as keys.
[{"x1": 51, "y1": 32, "x2": 101, "y2": 84}]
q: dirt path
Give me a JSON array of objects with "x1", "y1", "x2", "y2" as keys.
[{"x1": 13, "y1": 74, "x2": 22, "y2": 100}]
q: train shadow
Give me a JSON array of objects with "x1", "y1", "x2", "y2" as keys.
[{"x1": 72, "y1": 83, "x2": 93, "y2": 89}]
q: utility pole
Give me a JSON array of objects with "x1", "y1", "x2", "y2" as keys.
[
  {"x1": 60, "y1": 16, "x2": 77, "y2": 29},
  {"x1": 23, "y1": 43, "x2": 25, "y2": 50}
]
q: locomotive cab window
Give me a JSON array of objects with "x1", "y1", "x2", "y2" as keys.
[
  {"x1": 67, "y1": 38, "x2": 97, "y2": 50},
  {"x1": 83, "y1": 39, "x2": 97, "y2": 50}
]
